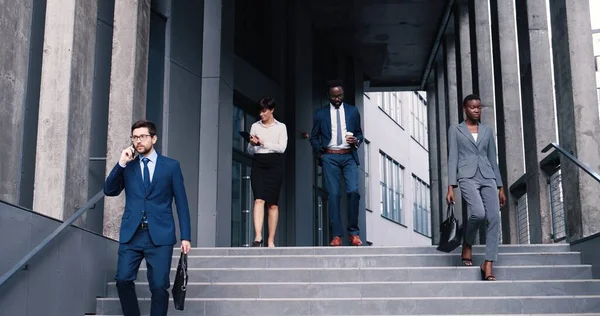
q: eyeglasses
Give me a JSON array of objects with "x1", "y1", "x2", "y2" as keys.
[{"x1": 131, "y1": 134, "x2": 152, "y2": 142}]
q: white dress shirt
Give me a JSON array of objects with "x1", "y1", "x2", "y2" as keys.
[
  {"x1": 328, "y1": 103, "x2": 351, "y2": 150},
  {"x1": 118, "y1": 148, "x2": 157, "y2": 181},
  {"x1": 247, "y1": 119, "x2": 288, "y2": 155}
]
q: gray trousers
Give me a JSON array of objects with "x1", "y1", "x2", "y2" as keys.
[{"x1": 458, "y1": 168, "x2": 500, "y2": 261}]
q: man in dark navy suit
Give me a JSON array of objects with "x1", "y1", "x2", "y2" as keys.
[
  {"x1": 104, "y1": 120, "x2": 191, "y2": 316},
  {"x1": 310, "y1": 80, "x2": 364, "y2": 246}
]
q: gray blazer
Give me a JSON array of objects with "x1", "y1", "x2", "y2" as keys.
[{"x1": 447, "y1": 122, "x2": 503, "y2": 187}]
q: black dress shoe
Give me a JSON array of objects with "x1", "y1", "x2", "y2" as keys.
[{"x1": 252, "y1": 240, "x2": 263, "y2": 247}]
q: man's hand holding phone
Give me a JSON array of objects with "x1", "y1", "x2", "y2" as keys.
[{"x1": 119, "y1": 146, "x2": 136, "y2": 167}]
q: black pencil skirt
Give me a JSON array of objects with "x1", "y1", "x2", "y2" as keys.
[{"x1": 251, "y1": 153, "x2": 284, "y2": 206}]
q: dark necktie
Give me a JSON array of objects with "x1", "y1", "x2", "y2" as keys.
[
  {"x1": 336, "y1": 107, "x2": 342, "y2": 145},
  {"x1": 142, "y1": 158, "x2": 151, "y2": 191}
]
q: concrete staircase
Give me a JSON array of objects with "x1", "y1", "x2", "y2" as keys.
[{"x1": 94, "y1": 244, "x2": 600, "y2": 315}]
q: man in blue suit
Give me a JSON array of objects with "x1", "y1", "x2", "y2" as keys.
[
  {"x1": 310, "y1": 80, "x2": 364, "y2": 246},
  {"x1": 104, "y1": 120, "x2": 191, "y2": 316}
]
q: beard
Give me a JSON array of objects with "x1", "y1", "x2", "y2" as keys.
[{"x1": 135, "y1": 144, "x2": 152, "y2": 155}]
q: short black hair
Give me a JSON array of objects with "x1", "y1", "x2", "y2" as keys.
[
  {"x1": 131, "y1": 120, "x2": 157, "y2": 135},
  {"x1": 462, "y1": 94, "x2": 481, "y2": 106},
  {"x1": 258, "y1": 97, "x2": 276, "y2": 111},
  {"x1": 327, "y1": 80, "x2": 344, "y2": 91}
]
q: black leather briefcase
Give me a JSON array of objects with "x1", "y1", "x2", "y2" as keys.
[{"x1": 171, "y1": 253, "x2": 188, "y2": 310}]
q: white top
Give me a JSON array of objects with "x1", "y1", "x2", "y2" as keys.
[
  {"x1": 472, "y1": 133, "x2": 478, "y2": 142},
  {"x1": 247, "y1": 119, "x2": 288, "y2": 155},
  {"x1": 118, "y1": 148, "x2": 157, "y2": 182},
  {"x1": 328, "y1": 103, "x2": 351, "y2": 150}
]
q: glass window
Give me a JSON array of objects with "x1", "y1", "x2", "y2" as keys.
[
  {"x1": 414, "y1": 93, "x2": 428, "y2": 148},
  {"x1": 380, "y1": 153, "x2": 386, "y2": 216},
  {"x1": 233, "y1": 106, "x2": 245, "y2": 152},
  {"x1": 380, "y1": 151, "x2": 404, "y2": 224},
  {"x1": 375, "y1": 92, "x2": 382, "y2": 108},
  {"x1": 413, "y1": 175, "x2": 431, "y2": 237}
]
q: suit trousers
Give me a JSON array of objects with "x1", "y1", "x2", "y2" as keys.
[
  {"x1": 115, "y1": 228, "x2": 174, "y2": 316},
  {"x1": 322, "y1": 153, "x2": 360, "y2": 238},
  {"x1": 458, "y1": 168, "x2": 500, "y2": 261}
]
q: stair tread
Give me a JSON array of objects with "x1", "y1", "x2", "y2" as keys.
[{"x1": 97, "y1": 246, "x2": 599, "y2": 315}]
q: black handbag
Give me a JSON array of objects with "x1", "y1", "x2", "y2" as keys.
[
  {"x1": 436, "y1": 203, "x2": 463, "y2": 253},
  {"x1": 172, "y1": 253, "x2": 188, "y2": 310}
]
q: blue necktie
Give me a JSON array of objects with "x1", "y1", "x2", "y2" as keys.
[
  {"x1": 336, "y1": 107, "x2": 342, "y2": 145},
  {"x1": 142, "y1": 158, "x2": 151, "y2": 192}
]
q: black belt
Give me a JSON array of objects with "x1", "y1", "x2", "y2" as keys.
[{"x1": 138, "y1": 222, "x2": 148, "y2": 230}]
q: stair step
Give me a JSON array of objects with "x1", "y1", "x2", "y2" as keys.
[
  {"x1": 172, "y1": 244, "x2": 572, "y2": 256},
  {"x1": 134, "y1": 265, "x2": 592, "y2": 282},
  {"x1": 94, "y1": 314, "x2": 600, "y2": 316},
  {"x1": 104, "y1": 280, "x2": 600, "y2": 299},
  {"x1": 95, "y1": 296, "x2": 600, "y2": 315},
  {"x1": 97, "y1": 246, "x2": 597, "y2": 315},
  {"x1": 145, "y1": 252, "x2": 581, "y2": 269}
]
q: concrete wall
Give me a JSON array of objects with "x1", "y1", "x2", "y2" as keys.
[
  {"x1": 0, "y1": 201, "x2": 118, "y2": 316},
  {"x1": 87, "y1": 0, "x2": 115, "y2": 234},
  {"x1": 163, "y1": 0, "x2": 203, "y2": 246},
  {"x1": 0, "y1": 0, "x2": 46, "y2": 208},
  {"x1": 363, "y1": 92, "x2": 431, "y2": 246},
  {"x1": 290, "y1": 1, "x2": 315, "y2": 246}
]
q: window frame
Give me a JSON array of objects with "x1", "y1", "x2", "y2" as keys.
[{"x1": 379, "y1": 151, "x2": 404, "y2": 224}]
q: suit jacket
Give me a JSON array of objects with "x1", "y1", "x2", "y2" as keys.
[
  {"x1": 447, "y1": 122, "x2": 503, "y2": 187},
  {"x1": 310, "y1": 103, "x2": 364, "y2": 165},
  {"x1": 104, "y1": 154, "x2": 192, "y2": 246}
]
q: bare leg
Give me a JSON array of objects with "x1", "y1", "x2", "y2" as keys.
[
  {"x1": 267, "y1": 204, "x2": 279, "y2": 248},
  {"x1": 461, "y1": 243, "x2": 473, "y2": 266},
  {"x1": 253, "y1": 199, "x2": 265, "y2": 243},
  {"x1": 481, "y1": 260, "x2": 496, "y2": 281}
]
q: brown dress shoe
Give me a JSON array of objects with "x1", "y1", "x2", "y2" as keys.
[
  {"x1": 348, "y1": 234, "x2": 362, "y2": 246},
  {"x1": 329, "y1": 236, "x2": 342, "y2": 246}
]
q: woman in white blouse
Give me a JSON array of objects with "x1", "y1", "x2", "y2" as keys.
[{"x1": 247, "y1": 97, "x2": 288, "y2": 247}]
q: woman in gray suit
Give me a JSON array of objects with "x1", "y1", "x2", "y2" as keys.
[{"x1": 446, "y1": 94, "x2": 506, "y2": 281}]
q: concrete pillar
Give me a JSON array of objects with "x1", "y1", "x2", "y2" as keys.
[
  {"x1": 353, "y1": 59, "x2": 368, "y2": 244},
  {"x1": 162, "y1": 0, "x2": 203, "y2": 247},
  {"x1": 32, "y1": 0, "x2": 98, "y2": 220},
  {"x1": 515, "y1": 0, "x2": 555, "y2": 243},
  {"x1": 492, "y1": 0, "x2": 524, "y2": 244},
  {"x1": 444, "y1": 33, "x2": 464, "y2": 226},
  {"x1": 426, "y1": 80, "x2": 441, "y2": 244},
  {"x1": 103, "y1": 0, "x2": 151, "y2": 239},
  {"x1": 454, "y1": 0, "x2": 476, "y2": 230},
  {"x1": 455, "y1": 0, "x2": 474, "y2": 109},
  {"x1": 436, "y1": 62, "x2": 449, "y2": 210},
  {"x1": 198, "y1": 0, "x2": 235, "y2": 246},
  {"x1": 0, "y1": 1, "x2": 43, "y2": 206},
  {"x1": 472, "y1": 0, "x2": 497, "y2": 245},
  {"x1": 290, "y1": 1, "x2": 314, "y2": 246},
  {"x1": 549, "y1": 0, "x2": 600, "y2": 240},
  {"x1": 472, "y1": 0, "x2": 496, "y2": 134},
  {"x1": 445, "y1": 35, "x2": 459, "y2": 126}
]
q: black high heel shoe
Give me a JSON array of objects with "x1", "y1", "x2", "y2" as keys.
[
  {"x1": 252, "y1": 240, "x2": 263, "y2": 247},
  {"x1": 480, "y1": 261, "x2": 496, "y2": 281}
]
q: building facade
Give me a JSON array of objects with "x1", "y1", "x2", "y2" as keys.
[
  {"x1": 1, "y1": 0, "x2": 600, "y2": 247},
  {"x1": 363, "y1": 91, "x2": 432, "y2": 246}
]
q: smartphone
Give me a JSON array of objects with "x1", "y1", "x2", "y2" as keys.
[
  {"x1": 129, "y1": 145, "x2": 137, "y2": 159},
  {"x1": 238, "y1": 131, "x2": 251, "y2": 142}
]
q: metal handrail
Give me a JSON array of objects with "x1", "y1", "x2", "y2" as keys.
[
  {"x1": 0, "y1": 190, "x2": 105, "y2": 288},
  {"x1": 542, "y1": 142, "x2": 600, "y2": 184}
]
